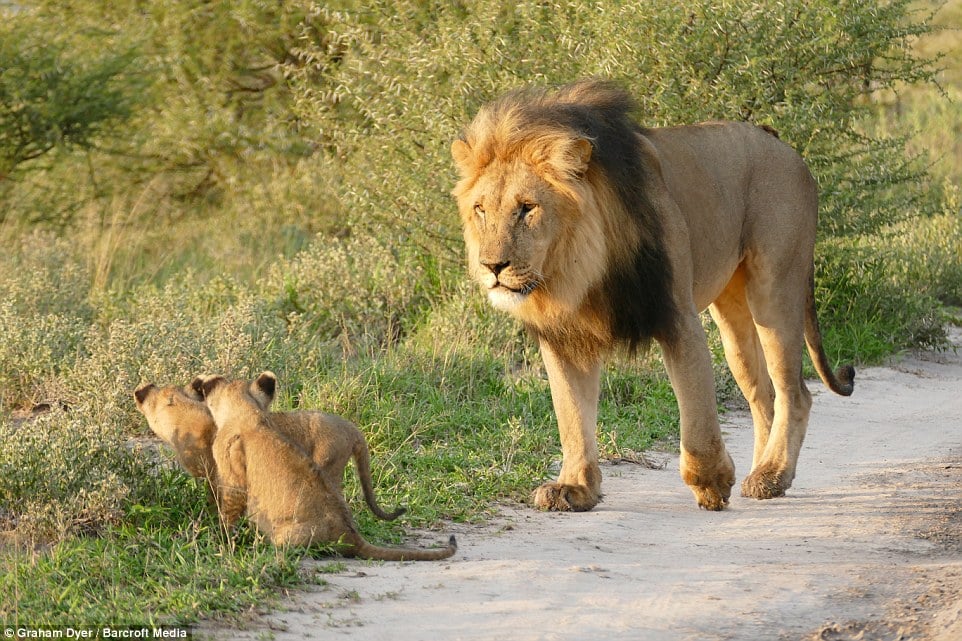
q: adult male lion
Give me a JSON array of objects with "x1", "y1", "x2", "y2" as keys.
[{"x1": 450, "y1": 79, "x2": 854, "y2": 512}]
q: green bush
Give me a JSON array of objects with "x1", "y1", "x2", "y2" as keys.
[
  {"x1": 285, "y1": 0, "x2": 940, "y2": 252},
  {"x1": 262, "y1": 233, "x2": 438, "y2": 350},
  {"x1": 815, "y1": 237, "x2": 947, "y2": 364},
  {"x1": 884, "y1": 209, "x2": 962, "y2": 306},
  {"x1": 0, "y1": 407, "x2": 132, "y2": 540},
  {"x1": 0, "y1": 234, "x2": 92, "y2": 409}
]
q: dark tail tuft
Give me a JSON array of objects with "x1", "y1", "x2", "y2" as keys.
[{"x1": 834, "y1": 365, "x2": 855, "y2": 396}]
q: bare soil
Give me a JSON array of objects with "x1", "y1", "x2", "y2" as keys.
[{"x1": 198, "y1": 327, "x2": 962, "y2": 641}]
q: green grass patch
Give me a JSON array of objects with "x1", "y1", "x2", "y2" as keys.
[{"x1": 1, "y1": 508, "x2": 304, "y2": 628}]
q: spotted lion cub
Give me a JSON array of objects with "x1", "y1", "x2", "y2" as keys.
[
  {"x1": 133, "y1": 378, "x2": 403, "y2": 521},
  {"x1": 199, "y1": 372, "x2": 457, "y2": 560}
]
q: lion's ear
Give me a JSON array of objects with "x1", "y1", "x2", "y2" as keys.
[
  {"x1": 250, "y1": 371, "x2": 277, "y2": 409},
  {"x1": 451, "y1": 139, "x2": 474, "y2": 175},
  {"x1": 188, "y1": 376, "x2": 209, "y2": 400},
  {"x1": 569, "y1": 138, "x2": 593, "y2": 175},
  {"x1": 201, "y1": 376, "x2": 226, "y2": 399},
  {"x1": 531, "y1": 137, "x2": 593, "y2": 179},
  {"x1": 133, "y1": 383, "x2": 156, "y2": 407}
]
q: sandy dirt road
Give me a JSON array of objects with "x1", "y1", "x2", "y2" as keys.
[{"x1": 200, "y1": 328, "x2": 962, "y2": 641}]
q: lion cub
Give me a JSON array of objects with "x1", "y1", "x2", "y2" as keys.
[
  {"x1": 133, "y1": 382, "x2": 217, "y2": 485},
  {"x1": 133, "y1": 379, "x2": 404, "y2": 522},
  {"x1": 199, "y1": 372, "x2": 457, "y2": 560}
]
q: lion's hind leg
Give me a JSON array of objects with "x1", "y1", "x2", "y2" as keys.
[
  {"x1": 739, "y1": 363, "x2": 812, "y2": 499},
  {"x1": 708, "y1": 267, "x2": 776, "y2": 472},
  {"x1": 739, "y1": 265, "x2": 814, "y2": 500}
]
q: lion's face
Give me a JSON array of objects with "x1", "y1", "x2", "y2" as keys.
[
  {"x1": 456, "y1": 159, "x2": 568, "y2": 313},
  {"x1": 452, "y1": 133, "x2": 605, "y2": 321}
]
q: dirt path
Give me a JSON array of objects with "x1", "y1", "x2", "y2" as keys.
[{"x1": 199, "y1": 328, "x2": 962, "y2": 641}]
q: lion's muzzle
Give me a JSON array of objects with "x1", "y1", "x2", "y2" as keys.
[
  {"x1": 480, "y1": 262, "x2": 539, "y2": 312},
  {"x1": 481, "y1": 258, "x2": 510, "y2": 277},
  {"x1": 487, "y1": 285, "x2": 528, "y2": 312}
]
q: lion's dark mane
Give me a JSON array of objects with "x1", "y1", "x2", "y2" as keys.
[{"x1": 506, "y1": 80, "x2": 680, "y2": 356}]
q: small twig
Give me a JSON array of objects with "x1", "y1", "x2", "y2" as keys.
[{"x1": 607, "y1": 453, "x2": 668, "y2": 470}]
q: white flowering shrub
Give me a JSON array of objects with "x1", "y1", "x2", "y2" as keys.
[
  {"x1": 262, "y1": 232, "x2": 437, "y2": 350},
  {"x1": 0, "y1": 407, "x2": 132, "y2": 539}
]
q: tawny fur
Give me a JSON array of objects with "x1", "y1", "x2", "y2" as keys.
[
  {"x1": 133, "y1": 381, "x2": 404, "y2": 521},
  {"x1": 452, "y1": 79, "x2": 853, "y2": 512},
  {"x1": 134, "y1": 383, "x2": 218, "y2": 489},
  {"x1": 199, "y1": 373, "x2": 456, "y2": 560}
]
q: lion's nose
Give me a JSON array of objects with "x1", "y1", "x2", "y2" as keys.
[{"x1": 481, "y1": 260, "x2": 510, "y2": 276}]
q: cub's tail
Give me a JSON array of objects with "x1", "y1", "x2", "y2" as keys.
[
  {"x1": 351, "y1": 534, "x2": 458, "y2": 562},
  {"x1": 352, "y1": 438, "x2": 406, "y2": 521}
]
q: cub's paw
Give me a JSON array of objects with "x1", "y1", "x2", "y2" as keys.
[
  {"x1": 741, "y1": 465, "x2": 790, "y2": 499},
  {"x1": 531, "y1": 482, "x2": 600, "y2": 512}
]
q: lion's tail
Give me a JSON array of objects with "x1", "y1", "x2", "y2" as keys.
[
  {"x1": 352, "y1": 439, "x2": 407, "y2": 521},
  {"x1": 350, "y1": 534, "x2": 458, "y2": 562},
  {"x1": 804, "y1": 273, "x2": 855, "y2": 396}
]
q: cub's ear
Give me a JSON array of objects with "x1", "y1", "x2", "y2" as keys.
[
  {"x1": 189, "y1": 374, "x2": 215, "y2": 400},
  {"x1": 451, "y1": 138, "x2": 474, "y2": 175},
  {"x1": 250, "y1": 371, "x2": 277, "y2": 408},
  {"x1": 200, "y1": 376, "x2": 226, "y2": 399},
  {"x1": 133, "y1": 383, "x2": 156, "y2": 407}
]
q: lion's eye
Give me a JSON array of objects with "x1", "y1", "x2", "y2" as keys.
[
  {"x1": 474, "y1": 204, "x2": 485, "y2": 221},
  {"x1": 518, "y1": 203, "x2": 536, "y2": 220}
]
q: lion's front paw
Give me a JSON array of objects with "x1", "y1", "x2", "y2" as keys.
[
  {"x1": 741, "y1": 465, "x2": 790, "y2": 499},
  {"x1": 681, "y1": 449, "x2": 735, "y2": 511},
  {"x1": 532, "y1": 482, "x2": 600, "y2": 512},
  {"x1": 690, "y1": 484, "x2": 731, "y2": 511}
]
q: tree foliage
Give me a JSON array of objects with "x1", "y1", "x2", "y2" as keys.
[
  {"x1": 1, "y1": 0, "x2": 318, "y2": 224},
  {"x1": 0, "y1": 13, "x2": 142, "y2": 184},
  {"x1": 283, "y1": 0, "x2": 940, "y2": 251},
  {"x1": 0, "y1": 0, "x2": 941, "y2": 236}
]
